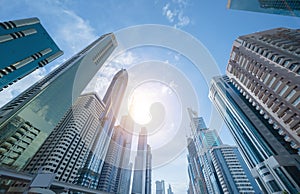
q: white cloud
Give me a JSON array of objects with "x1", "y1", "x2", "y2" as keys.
[
  {"x1": 57, "y1": 9, "x2": 97, "y2": 53},
  {"x1": 162, "y1": 1, "x2": 190, "y2": 28}
]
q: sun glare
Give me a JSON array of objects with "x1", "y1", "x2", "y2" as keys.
[{"x1": 128, "y1": 92, "x2": 152, "y2": 125}]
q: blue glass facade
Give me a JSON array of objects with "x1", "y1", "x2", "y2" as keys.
[
  {"x1": 0, "y1": 33, "x2": 117, "y2": 171},
  {"x1": 209, "y1": 76, "x2": 300, "y2": 193},
  {"x1": 227, "y1": 0, "x2": 300, "y2": 17},
  {"x1": 0, "y1": 17, "x2": 63, "y2": 90}
]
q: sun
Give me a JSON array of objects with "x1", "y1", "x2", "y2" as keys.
[{"x1": 128, "y1": 91, "x2": 152, "y2": 125}]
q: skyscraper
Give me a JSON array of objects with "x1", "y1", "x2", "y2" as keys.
[
  {"x1": 0, "y1": 17, "x2": 63, "y2": 90},
  {"x1": 227, "y1": 0, "x2": 300, "y2": 17},
  {"x1": 0, "y1": 33, "x2": 117, "y2": 171},
  {"x1": 209, "y1": 27, "x2": 300, "y2": 193},
  {"x1": 76, "y1": 69, "x2": 128, "y2": 189},
  {"x1": 7, "y1": 93, "x2": 105, "y2": 193},
  {"x1": 132, "y1": 127, "x2": 152, "y2": 194},
  {"x1": 210, "y1": 145, "x2": 261, "y2": 193},
  {"x1": 98, "y1": 116, "x2": 133, "y2": 193},
  {"x1": 155, "y1": 180, "x2": 165, "y2": 194},
  {"x1": 187, "y1": 110, "x2": 260, "y2": 194},
  {"x1": 167, "y1": 184, "x2": 174, "y2": 194},
  {"x1": 117, "y1": 116, "x2": 135, "y2": 194}
]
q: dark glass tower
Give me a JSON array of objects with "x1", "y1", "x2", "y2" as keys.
[
  {"x1": 0, "y1": 33, "x2": 117, "y2": 171},
  {"x1": 0, "y1": 17, "x2": 63, "y2": 90}
]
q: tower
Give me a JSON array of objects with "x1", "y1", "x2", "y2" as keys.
[
  {"x1": 155, "y1": 180, "x2": 165, "y2": 194},
  {"x1": 186, "y1": 109, "x2": 260, "y2": 193},
  {"x1": 0, "y1": 33, "x2": 117, "y2": 171},
  {"x1": 0, "y1": 17, "x2": 63, "y2": 90},
  {"x1": 132, "y1": 127, "x2": 152, "y2": 194},
  {"x1": 76, "y1": 69, "x2": 128, "y2": 189},
  {"x1": 209, "y1": 27, "x2": 300, "y2": 193}
]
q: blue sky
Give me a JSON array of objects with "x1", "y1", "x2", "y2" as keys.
[{"x1": 0, "y1": 0, "x2": 300, "y2": 193}]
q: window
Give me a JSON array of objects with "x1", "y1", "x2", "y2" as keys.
[
  {"x1": 268, "y1": 76, "x2": 276, "y2": 87},
  {"x1": 292, "y1": 97, "x2": 300, "y2": 106},
  {"x1": 283, "y1": 59, "x2": 291, "y2": 67},
  {"x1": 279, "y1": 85, "x2": 289, "y2": 96},
  {"x1": 286, "y1": 89, "x2": 296, "y2": 101},
  {"x1": 273, "y1": 80, "x2": 282, "y2": 92},
  {"x1": 289, "y1": 63, "x2": 299, "y2": 71}
]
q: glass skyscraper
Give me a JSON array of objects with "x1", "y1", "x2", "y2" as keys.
[
  {"x1": 0, "y1": 17, "x2": 63, "y2": 90},
  {"x1": 0, "y1": 33, "x2": 117, "y2": 171},
  {"x1": 187, "y1": 109, "x2": 260, "y2": 193},
  {"x1": 210, "y1": 76, "x2": 300, "y2": 193},
  {"x1": 227, "y1": 0, "x2": 300, "y2": 17},
  {"x1": 76, "y1": 69, "x2": 128, "y2": 189},
  {"x1": 132, "y1": 127, "x2": 152, "y2": 194},
  {"x1": 209, "y1": 27, "x2": 300, "y2": 193}
]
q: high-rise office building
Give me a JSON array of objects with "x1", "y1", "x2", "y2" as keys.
[
  {"x1": 145, "y1": 145, "x2": 152, "y2": 194},
  {"x1": 187, "y1": 110, "x2": 260, "y2": 194},
  {"x1": 98, "y1": 116, "x2": 133, "y2": 193},
  {"x1": 0, "y1": 33, "x2": 117, "y2": 171},
  {"x1": 186, "y1": 137, "x2": 208, "y2": 194},
  {"x1": 76, "y1": 69, "x2": 128, "y2": 189},
  {"x1": 155, "y1": 180, "x2": 165, "y2": 194},
  {"x1": 8, "y1": 93, "x2": 105, "y2": 193},
  {"x1": 210, "y1": 145, "x2": 261, "y2": 193},
  {"x1": 167, "y1": 184, "x2": 173, "y2": 194},
  {"x1": 132, "y1": 127, "x2": 152, "y2": 194},
  {"x1": 117, "y1": 116, "x2": 135, "y2": 194},
  {"x1": 0, "y1": 17, "x2": 63, "y2": 90},
  {"x1": 227, "y1": 0, "x2": 300, "y2": 17},
  {"x1": 209, "y1": 27, "x2": 300, "y2": 193},
  {"x1": 98, "y1": 126, "x2": 128, "y2": 192}
]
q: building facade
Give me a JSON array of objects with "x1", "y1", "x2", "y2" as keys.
[
  {"x1": 0, "y1": 17, "x2": 63, "y2": 90},
  {"x1": 76, "y1": 69, "x2": 128, "y2": 189},
  {"x1": 227, "y1": 0, "x2": 300, "y2": 17},
  {"x1": 187, "y1": 110, "x2": 260, "y2": 194},
  {"x1": 0, "y1": 33, "x2": 117, "y2": 171},
  {"x1": 209, "y1": 27, "x2": 300, "y2": 193},
  {"x1": 210, "y1": 145, "x2": 261, "y2": 193},
  {"x1": 210, "y1": 75, "x2": 300, "y2": 193},
  {"x1": 155, "y1": 180, "x2": 165, "y2": 194},
  {"x1": 25, "y1": 93, "x2": 105, "y2": 181},
  {"x1": 98, "y1": 116, "x2": 133, "y2": 193},
  {"x1": 132, "y1": 127, "x2": 152, "y2": 194},
  {"x1": 167, "y1": 184, "x2": 174, "y2": 194}
]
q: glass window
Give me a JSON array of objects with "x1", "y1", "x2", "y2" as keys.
[
  {"x1": 292, "y1": 97, "x2": 300, "y2": 106},
  {"x1": 286, "y1": 89, "x2": 296, "y2": 101},
  {"x1": 273, "y1": 80, "x2": 282, "y2": 92},
  {"x1": 283, "y1": 59, "x2": 291, "y2": 67},
  {"x1": 267, "y1": 180, "x2": 281, "y2": 192},
  {"x1": 279, "y1": 85, "x2": 289, "y2": 96},
  {"x1": 268, "y1": 76, "x2": 276, "y2": 87},
  {"x1": 289, "y1": 63, "x2": 299, "y2": 71}
]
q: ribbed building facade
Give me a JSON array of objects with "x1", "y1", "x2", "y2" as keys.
[
  {"x1": 227, "y1": 28, "x2": 300, "y2": 150},
  {"x1": 210, "y1": 145, "x2": 261, "y2": 193},
  {"x1": 209, "y1": 27, "x2": 300, "y2": 193},
  {"x1": 0, "y1": 33, "x2": 117, "y2": 172},
  {"x1": 0, "y1": 17, "x2": 63, "y2": 90},
  {"x1": 24, "y1": 93, "x2": 105, "y2": 182}
]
